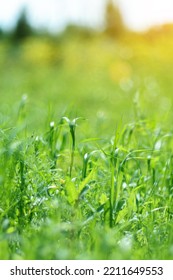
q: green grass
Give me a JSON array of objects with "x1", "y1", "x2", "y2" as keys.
[
  {"x1": 0, "y1": 32, "x2": 173, "y2": 259},
  {"x1": 0, "y1": 108, "x2": 173, "y2": 259}
]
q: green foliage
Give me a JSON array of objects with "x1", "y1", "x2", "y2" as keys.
[
  {"x1": 0, "y1": 103, "x2": 173, "y2": 259},
  {"x1": 0, "y1": 27, "x2": 5, "y2": 39},
  {"x1": 1, "y1": 28, "x2": 173, "y2": 259},
  {"x1": 105, "y1": 0, "x2": 125, "y2": 37},
  {"x1": 11, "y1": 9, "x2": 34, "y2": 42}
]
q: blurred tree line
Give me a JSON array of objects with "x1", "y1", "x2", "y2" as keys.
[
  {"x1": 105, "y1": 0, "x2": 125, "y2": 37},
  {"x1": 12, "y1": 9, "x2": 33, "y2": 41},
  {"x1": 0, "y1": 0, "x2": 126, "y2": 42}
]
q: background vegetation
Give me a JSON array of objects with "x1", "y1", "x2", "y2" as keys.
[{"x1": 0, "y1": 1, "x2": 173, "y2": 259}]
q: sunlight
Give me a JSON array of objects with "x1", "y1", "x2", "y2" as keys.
[{"x1": 0, "y1": 0, "x2": 173, "y2": 32}]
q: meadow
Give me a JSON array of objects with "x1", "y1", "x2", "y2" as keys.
[{"x1": 0, "y1": 27, "x2": 173, "y2": 259}]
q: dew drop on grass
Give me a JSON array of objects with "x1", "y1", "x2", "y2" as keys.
[
  {"x1": 154, "y1": 140, "x2": 162, "y2": 150},
  {"x1": 50, "y1": 121, "x2": 55, "y2": 128},
  {"x1": 118, "y1": 234, "x2": 133, "y2": 252},
  {"x1": 122, "y1": 182, "x2": 127, "y2": 189}
]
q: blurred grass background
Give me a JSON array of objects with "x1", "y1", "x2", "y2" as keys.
[{"x1": 0, "y1": 2, "x2": 173, "y2": 137}]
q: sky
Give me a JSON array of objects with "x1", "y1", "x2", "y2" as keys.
[{"x1": 0, "y1": 0, "x2": 173, "y2": 32}]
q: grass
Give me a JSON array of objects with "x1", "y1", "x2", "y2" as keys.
[
  {"x1": 0, "y1": 107, "x2": 173, "y2": 259},
  {"x1": 0, "y1": 31, "x2": 173, "y2": 259}
]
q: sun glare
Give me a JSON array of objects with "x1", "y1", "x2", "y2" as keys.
[{"x1": 0, "y1": 0, "x2": 173, "y2": 31}]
